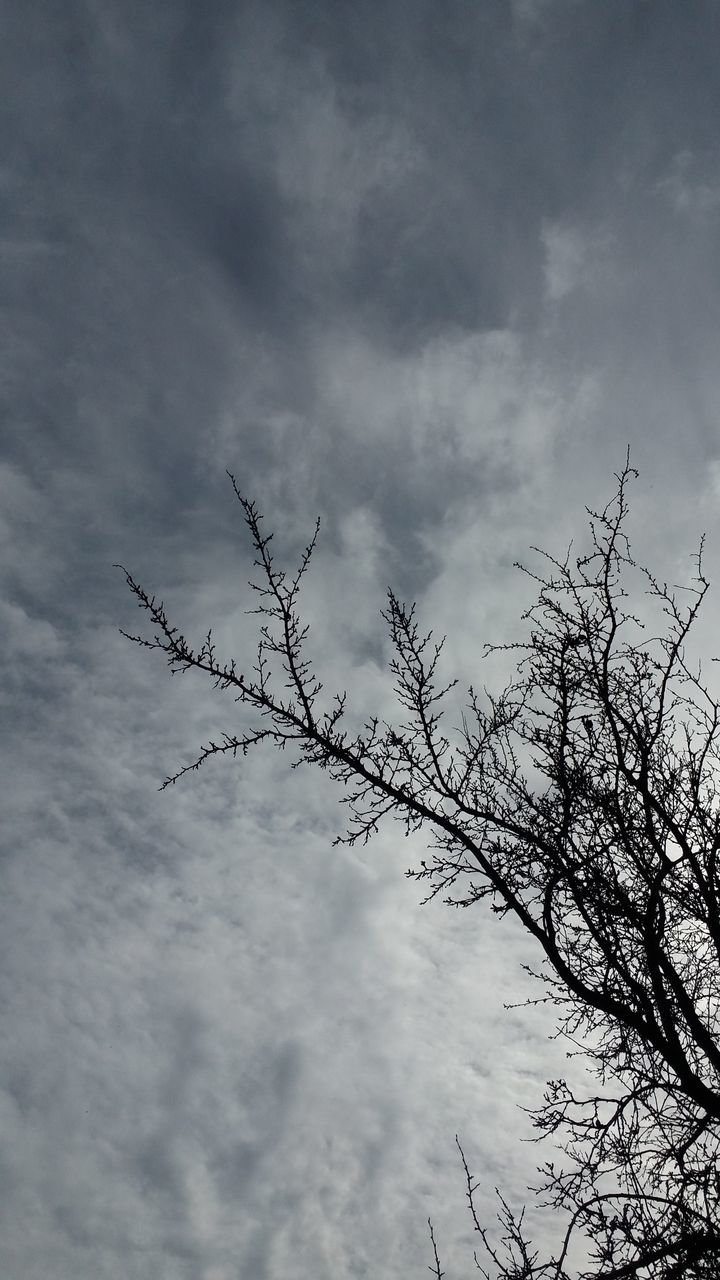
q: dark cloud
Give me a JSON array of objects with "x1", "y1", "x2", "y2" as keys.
[{"x1": 4, "y1": 3, "x2": 720, "y2": 1277}]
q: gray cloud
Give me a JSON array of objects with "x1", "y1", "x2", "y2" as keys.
[{"x1": 4, "y1": 2, "x2": 720, "y2": 1277}]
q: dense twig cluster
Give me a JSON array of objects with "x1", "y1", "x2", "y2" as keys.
[{"x1": 118, "y1": 461, "x2": 720, "y2": 1278}]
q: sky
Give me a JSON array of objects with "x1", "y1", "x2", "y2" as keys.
[{"x1": 4, "y1": 2, "x2": 720, "y2": 1277}]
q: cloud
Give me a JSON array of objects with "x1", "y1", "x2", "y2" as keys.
[
  {"x1": 5, "y1": 3, "x2": 720, "y2": 1277},
  {"x1": 657, "y1": 148, "x2": 720, "y2": 220},
  {"x1": 541, "y1": 220, "x2": 616, "y2": 303}
]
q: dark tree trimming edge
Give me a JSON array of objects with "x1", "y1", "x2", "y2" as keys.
[{"x1": 117, "y1": 458, "x2": 720, "y2": 1278}]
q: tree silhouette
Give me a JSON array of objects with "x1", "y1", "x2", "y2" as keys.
[{"x1": 117, "y1": 460, "x2": 720, "y2": 1278}]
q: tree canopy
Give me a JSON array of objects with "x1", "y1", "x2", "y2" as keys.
[{"x1": 118, "y1": 461, "x2": 720, "y2": 1278}]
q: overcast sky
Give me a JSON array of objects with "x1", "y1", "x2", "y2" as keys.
[{"x1": 4, "y1": 3, "x2": 720, "y2": 1278}]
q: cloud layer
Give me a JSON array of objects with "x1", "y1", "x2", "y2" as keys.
[{"x1": 4, "y1": 3, "x2": 720, "y2": 1277}]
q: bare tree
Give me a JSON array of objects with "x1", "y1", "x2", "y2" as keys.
[{"x1": 117, "y1": 460, "x2": 720, "y2": 1278}]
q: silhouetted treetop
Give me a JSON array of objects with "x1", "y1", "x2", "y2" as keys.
[{"x1": 118, "y1": 460, "x2": 720, "y2": 1278}]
